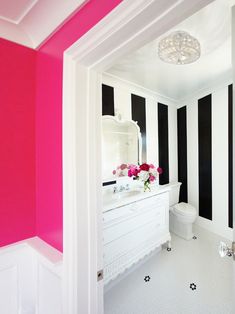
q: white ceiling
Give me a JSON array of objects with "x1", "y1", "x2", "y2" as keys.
[
  {"x1": 0, "y1": 0, "x2": 88, "y2": 48},
  {"x1": 107, "y1": 0, "x2": 234, "y2": 102}
]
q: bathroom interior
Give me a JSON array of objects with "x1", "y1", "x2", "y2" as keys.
[{"x1": 102, "y1": 0, "x2": 234, "y2": 313}]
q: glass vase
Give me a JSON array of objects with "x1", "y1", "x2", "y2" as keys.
[{"x1": 144, "y1": 180, "x2": 151, "y2": 192}]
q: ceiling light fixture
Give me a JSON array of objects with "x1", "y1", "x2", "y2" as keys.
[{"x1": 158, "y1": 31, "x2": 201, "y2": 65}]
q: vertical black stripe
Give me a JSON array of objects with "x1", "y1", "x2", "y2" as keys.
[
  {"x1": 177, "y1": 106, "x2": 188, "y2": 202},
  {"x1": 131, "y1": 94, "x2": 147, "y2": 162},
  {"x1": 198, "y1": 94, "x2": 212, "y2": 220},
  {"x1": 158, "y1": 103, "x2": 169, "y2": 185},
  {"x1": 228, "y1": 84, "x2": 233, "y2": 228},
  {"x1": 102, "y1": 84, "x2": 115, "y2": 116}
]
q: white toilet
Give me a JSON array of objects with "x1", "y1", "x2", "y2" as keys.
[{"x1": 169, "y1": 182, "x2": 197, "y2": 240}]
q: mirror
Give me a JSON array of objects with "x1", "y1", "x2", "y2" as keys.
[{"x1": 102, "y1": 115, "x2": 142, "y2": 183}]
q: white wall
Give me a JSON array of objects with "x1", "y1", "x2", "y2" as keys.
[
  {"x1": 182, "y1": 83, "x2": 233, "y2": 241},
  {"x1": 102, "y1": 73, "x2": 178, "y2": 183}
]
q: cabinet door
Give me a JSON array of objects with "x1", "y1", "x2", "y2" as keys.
[{"x1": 103, "y1": 191, "x2": 170, "y2": 283}]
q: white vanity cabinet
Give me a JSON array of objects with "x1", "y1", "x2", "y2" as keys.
[{"x1": 103, "y1": 191, "x2": 170, "y2": 284}]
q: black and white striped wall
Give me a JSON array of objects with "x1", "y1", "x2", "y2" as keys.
[
  {"x1": 102, "y1": 73, "x2": 178, "y2": 185},
  {"x1": 102, "y1": 73, "x2": 233, "y2": 240},
  {"x1": 179, "y1": 83, "x2": 233, "y2": 240}
]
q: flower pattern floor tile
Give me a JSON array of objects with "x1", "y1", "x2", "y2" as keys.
[{"x1": 104, "y1": 226, "x2": 233, "y2": 314}]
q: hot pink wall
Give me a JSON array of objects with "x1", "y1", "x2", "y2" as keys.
[
  {"x1": 36, "y1": 0, "x2": 122, "y2": 251},
  {"x1": 0, "y1": 38, "x2": 36, "y2": 246}
]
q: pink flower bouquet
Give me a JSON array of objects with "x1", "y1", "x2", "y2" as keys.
[{"x1": 113, "y1": 163, "x2": 163, "y2": 192}]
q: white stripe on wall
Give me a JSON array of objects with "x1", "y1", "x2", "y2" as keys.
[
  {"x1": 187, "y1": 100, "x2": 199, "y2": 215},
  {"x1": 146, "y1": 97, "x2": 158, "y2": 165},
  {"x1": 186, "y1": 87, "x2": 233, "y2": 241},
  {"x1": 114, "y1": 87, "x2": 131, "y2": 120},
  {"x1": 211, "y1": 88, "x2": 232, "y2": 239},
  {"x1": 168, "y1": 106, "x2": 178, "y2": 182}
]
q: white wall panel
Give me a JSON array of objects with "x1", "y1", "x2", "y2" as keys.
[
  {"x1": 211, "y1": 88, "x2": 232, "y2": 239},
  {"x1": 37, "y1": 263, "x2": 62, "y2": 314},
  {"x1": 187, "y1": 100, "x2": 199, "y2": 214},
  {"x1": 146, "y1": 97, "x2": 158, "y2": 165},
  {"x1": 114, "y1": 87, "x2": 131, "y2": 120},
  {"x1": 0, "y1": 265, "x2": 18, "y2": 314},
  {"x1": 168, "y1": 105, "x2": 178, "y2": 182}
]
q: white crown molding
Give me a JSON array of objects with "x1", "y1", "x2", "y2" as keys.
[
  {"x1": 66, "y1": 0, "x2": 154, "y2": 60},
  {"x1": 103, "y1": 71, "x2": 233, "y2": 109},
  {"x1": 178, "y1": 72, "x2": 233, "y2": 106},
  {"x1": 230, "y1": 0, "x2": 235, "y2": 6},
  {"x1": 103, "y1": 72, "x2": 178, "y2": 106},
  {"x1": 0, "y1": 0, "x2": 38, "y2": 25},
  {"x1": 0, "y1": 0, "x2": 88, "y2": 49}
]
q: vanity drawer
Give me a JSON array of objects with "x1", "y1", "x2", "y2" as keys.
[
  {"x1": 136, "y1": 193, "x2": 168, "y2": 212},
  {"x1": 103, "y1": 204, "x2": 165, "y2": 245},
  {"x1": 103, "y1": 202, "x2": 138, "y2": 225},
  {"x1": 103, "y1": 192, "x2": 168, "y2": 227},
  {"x1": 104, "y1": 220, "x2": 166, "y2": 265}
]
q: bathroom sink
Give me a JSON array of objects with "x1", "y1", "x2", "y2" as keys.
[
  {"x1": 103, "y1": 189, "x2": 143, "y2": 208},
  {"x1": 114, "y1": 189, "x2": 142, "y2": 199}
]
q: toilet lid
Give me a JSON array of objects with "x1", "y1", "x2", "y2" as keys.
[{"x1": 173, "y1": 202, "x2": 196, "y2": 216}]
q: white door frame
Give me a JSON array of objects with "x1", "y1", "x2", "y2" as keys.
[{"x1": 62, "y1": 0, "x2": 215, "y2": 313}]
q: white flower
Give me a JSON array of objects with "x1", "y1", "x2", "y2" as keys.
[
  {"x1": 122, "y1": 168, "x2": 128, "y2": 176},
  {"x1": 149, "y1": 168, "x2": 158, "y2": 178},
  {"x1": 138, "y1": 170, "x2": 149, "y2": 182},
  {"x1": 116, "y1": 168, "x2": 122, "y2": 177}
]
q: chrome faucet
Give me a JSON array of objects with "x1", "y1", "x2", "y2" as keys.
[{"x1": 119, "y1": 185, "x2": 125, "y2": 192}]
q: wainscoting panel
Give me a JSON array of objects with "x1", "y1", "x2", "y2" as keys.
[
  {"x1": 37, "y1": 263, "x2": 62, "y2": 314},
  {"x1": 0, "y1": 238, "x2": 62, "y2": 314},
  {"x1": 0, "y1": 265, "x2": 18, "y2": 314},
  {"x1": 0, "y1": 244, "x2": 36, "y2": 314}
]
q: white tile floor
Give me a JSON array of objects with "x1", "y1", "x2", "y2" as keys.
[{"x1": 104, "y1": 226, "x2": 234, "y2": 314}]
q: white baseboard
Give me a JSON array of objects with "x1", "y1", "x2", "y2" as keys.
[{"x1": 195, "y1": 217, "x2": 233, "y2": 241}]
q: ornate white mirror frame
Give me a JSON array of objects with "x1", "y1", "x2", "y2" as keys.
[{"x1": 102, "y1": 114, "x2": 142, "y2": 183}]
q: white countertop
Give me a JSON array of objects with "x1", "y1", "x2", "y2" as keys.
[{"x1": 103, "y1": 185, "x2": 170, "y2": 213}]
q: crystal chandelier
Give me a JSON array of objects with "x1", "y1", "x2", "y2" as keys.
[{"x1": 158, "y1": 31, "x2": 201, "y2": 65}]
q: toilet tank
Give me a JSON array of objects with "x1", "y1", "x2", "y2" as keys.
[{"x1": 169, "y1": 182, "x2": 182, "y2": 206}]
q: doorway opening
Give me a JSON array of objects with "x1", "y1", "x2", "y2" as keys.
[{"x1": 63, "y1": 0, "x2": 234, "y2": 313}]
